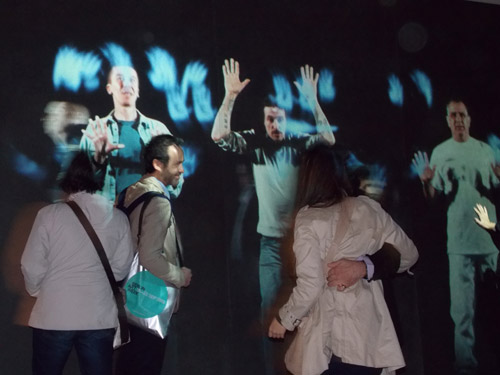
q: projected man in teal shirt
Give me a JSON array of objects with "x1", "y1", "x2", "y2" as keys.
[
  {"x1": 413, "y1": 100, "x2": 500, "y2": 375},
  {"x1": 80, "y1": 65, "x2": 182, "y2": 201}
]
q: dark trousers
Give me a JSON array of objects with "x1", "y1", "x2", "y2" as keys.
[
  {"x1": 114, "y1": 325, "x2": 168, "y2": 375},
  {"x1": 322, "y1": 360, "x2": 383, "y2": 375},
  {"x1": 32, "y1": 327, "x2": 114, "y2": 375}
]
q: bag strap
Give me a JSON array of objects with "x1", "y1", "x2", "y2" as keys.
[
  {"x1": 121, "y1": 190, "x2": 184, "y2": 268},
  {"x1": 117, "y1": 189, "x2": 165, "y2": 217},
  {"x1": 66, "y1": 200, "x2": 129, "y2": 345}
]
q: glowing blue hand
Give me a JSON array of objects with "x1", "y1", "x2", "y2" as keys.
[
  {"x1": 410, "y1": 70, "x2": 433, "y2": 108},
  {"x1": 387, "y1": 74, "x2": 403, "y2": 107},
  {"x1": 269, "y1": 74, "x2": 293, "y2": 111}
]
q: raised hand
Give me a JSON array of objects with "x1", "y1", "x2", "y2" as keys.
[
  {"x1": 412, "y1": 151, "x2": 435, "y2": 183},
  {"x1": 81, "y1": 116, "x2": 124, "y2": 163},
  {"x1": 222, "y1": 58, "x2": 250, "y2": 98},
  {"x1": 474, "y1": 203, "x2": 496, "y2": 231},
  {"x1": 294, "y1": 64, "x2": 319, "y2": 110}
]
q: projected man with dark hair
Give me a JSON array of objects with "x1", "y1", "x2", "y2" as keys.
[
  {"x1": 80, "y1": 65, "x2": 182, "y2": 202},
  {"x1": 211, "y1": 58, "x2": 335, "y2": 373},
  {"x1": 412, "y1": 100, "x2": 500, "y2": 375}
]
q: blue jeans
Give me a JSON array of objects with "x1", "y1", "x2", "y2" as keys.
[
  {"x1": 32, "y1": 328, "x2": 114, "y2": 375},
  {"x1": 448, "y1": 253, "x2": 497, "y2": 373},
  {"x1": 259, "y1": 235, "x2": 284, "y2": 375},
  {"x1": 259, "y1": 235, "x2": 283, "y2": 320}
]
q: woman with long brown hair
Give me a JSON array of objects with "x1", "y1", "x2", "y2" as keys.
[{"x1": 268, "y1": 144, "x2": 419, "y2": 375}]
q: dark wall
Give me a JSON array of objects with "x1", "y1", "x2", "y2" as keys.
[{"x1": 2, "y1": 1, "x2": 500, "y2": 374}]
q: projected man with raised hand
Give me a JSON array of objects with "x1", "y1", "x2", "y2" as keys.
[
  {"x1": 412, "y1": 100, "x2": 500, "y2": 375},
  {"x1": 80, "y1": 65, "x2": 181, "y2": 202},
  {"x1": 211, "y1": 58, "x2": 335, "y2": 372}
]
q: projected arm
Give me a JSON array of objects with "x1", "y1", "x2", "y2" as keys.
[
  {"x1": 294, "y1": 65, "x2": 335, "y2": 145},
  {"x1": 211, "y1": 58, "x2": 250, "y2": 141},
  {"x1": 412, "y1": 150, "x2": 436, "y2": 199},
  {"x1": 81, "y1": 116, "x2": 124, "y2": 164}
]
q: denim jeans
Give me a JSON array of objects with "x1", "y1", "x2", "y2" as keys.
[
  {"x1": 32, "y1": 328, "x2": 114, "y2": 375},
  {"x1": 259, "y1": 235, "x2": 284, "y2": 375},
  {"x1": 448, "y1": 253, "x2": 497, "y2": 374},
  {"x1": 259, "y1": 235, "x2": 283, "y2": 320}
]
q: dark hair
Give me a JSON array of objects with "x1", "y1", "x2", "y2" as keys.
[
  {"x1": 143, "y1": 134, "x2": 184, "y2": 173},
  {"x1": 295, "y1": 144, "x2": 352, "y2": 210},
  {"x1": 59, "y1": 152, "x2": 102, "y2": 194}
]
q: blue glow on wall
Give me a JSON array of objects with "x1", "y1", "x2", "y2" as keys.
[
  {"x1": 487, "y1": 134, "x2": 500, "y2": 163},
  {"x1": 269, "y1": 68, "x2": 336, "y2": 112},
  {"x1": 146, "y1": 47, "x2": 215, "y2": 124},
  {"x1": 192, "y1": 84, "x2": 216, "y2": 129},
  {"x1": 318, "y1": 68, "x2": 336, "y2": 103},
  {"x1": 53, "y1": 44, "x2": 215, "y2": 126},
  {"x1": 387, "y1": 74, "x2": 403, "y2": 107},
  {"x1": 182, "y1": 144, "x2": 200, "y2": 178},
  {"x1": 13, "y1": 151, "x2": 47, "y2": 182},
  {"x1": 286, "y1": 119, "x2": 338, "y2": 136},
  {"x1": 53, "y1": 46, "x2": 102, "y2": 92},
  {"x1": 100, "y1": 43, "x2": 133, "y2": 68},
  {"x1": 345, "y1": 152, "x2": 364, "y2": 172},
  {"x1": 409, "y1": 163, "x2": 420, "y2": 178},
  {"x1": 410, "y1": 69, "x2": 432, "y2": 108},
  {"x1": 366, "y1": 164, "x2": 387, "y2": 185},
  {"x1": 268, "y1": 74, "x2": 294, "y2": 111}
]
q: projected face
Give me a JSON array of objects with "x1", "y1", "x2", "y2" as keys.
[
  {"x1": 42, "y1": 101, "x2": 89, "y2": 144},
  {"x1": 106, "y1": 66, "x2": 140, "y2": 108},
  {"x1": 157, "y1": 145, "x2": 184, "y2": 188},
  {"x1": 446, "y1": 101, "x2": 470, "y2": 142},
  {"x1": 264, "y1": 106, "x2": 286, "y2": 141}
]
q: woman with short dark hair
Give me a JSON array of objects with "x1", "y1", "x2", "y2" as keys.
[{"x1": 21, "y1": 152, "x2": 134, "y2": 375}]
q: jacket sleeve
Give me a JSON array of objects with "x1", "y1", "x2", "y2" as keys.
[
  {"x1": 372, "y1": 201, "x2": 419, "y2": 273},
  {"x1": 136, "y1": 198, "x2": 185, "y2": 288},
  {"x1": 368, "y1": 242, "x2": 401, "y2": 280},
  {"x1": 20, "y1": 210, "x2": 50, "y2": 297},
  {"x1": 278, "y1": 211, "x2": 325, "y2": 331}
]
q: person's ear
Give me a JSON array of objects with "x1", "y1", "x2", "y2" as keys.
[
  {"x1": 106, "y1": 83, "x2": 112, "y2": 95},
  {"x1": 152, "y1": 159, "x2": 164, "y2": 172}
]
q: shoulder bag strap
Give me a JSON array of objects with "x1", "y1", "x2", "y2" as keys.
[
  {"x1": 136, "y1": 193, "x2": 184, "y2": 268},
  {"x1": 66, "y1": 200, "x2": 129, "y2": 344}
]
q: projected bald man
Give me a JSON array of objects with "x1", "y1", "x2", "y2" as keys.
[
  {"x1": 412, "y1": 100, "x2": 500, "y2": 375},
  {"x1": 80, "y1": 66, "x2": 182, "y2": 202}
]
